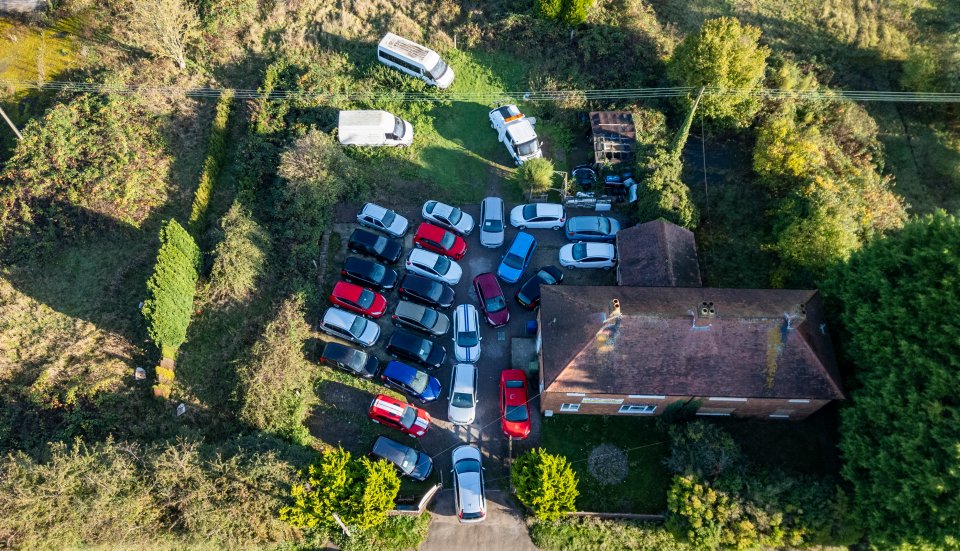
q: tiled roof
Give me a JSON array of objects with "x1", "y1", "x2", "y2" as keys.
[{"x1": 616, "y1": 220, "x2": 702, "y2": 287}]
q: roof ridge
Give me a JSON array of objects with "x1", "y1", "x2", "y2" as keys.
[
  {"x1": 658, "y1": 220, "x2": 677, "y2": 286},
  {"x1": 791, "y1": 317, "x2": 846, "y2": 399}
]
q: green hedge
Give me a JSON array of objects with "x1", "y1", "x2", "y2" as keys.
[
  {"x1": 188, "y1": 90, "x2": 234, "y2": 235},
  {"x1": 142, "y1": 219, "x2": 200, "y2": 354}
]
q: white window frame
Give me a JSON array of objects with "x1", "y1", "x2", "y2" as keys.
[
  {"x1": 619, "y1": 404, "x2": 656, "y2": 414},
  {"x1": 565, "y1": 392, "x2": 586, "y2": 397},
  {"x1": 559, "y1": 403, "x2": 580, "y2": 412},
  {"x1": 628, "y1": 394, "x2": 666, "y2": 400},
  {"x1": 788, "y1": 399, "x2": 811, "y2": 404},
  {"x1": 707, "y1": 397, "x2": 748, "y2": 402}
]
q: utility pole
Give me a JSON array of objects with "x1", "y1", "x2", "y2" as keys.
[{"x1": 0, "y1": 105, "x2": 23, "y2": 140}]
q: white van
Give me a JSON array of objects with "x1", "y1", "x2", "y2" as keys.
[
  {"x1": 338, "y1": 110, "x2": 413, "y2": 147},
  {"x1": 377, "y1": 33, "x2": 455, "y2": 89}
]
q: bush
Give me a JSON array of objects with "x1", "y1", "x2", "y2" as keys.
[
  {"x1": 513, "y1": 448, "x2": 579, "y2": 521},
  {"x1": 665, "y1": 421, "x2": 742, "y2": 480},
  {"x1": 534, "y1": 0, "x2": 594, "y2": 25},
  {"x1": 207, "y1": 202, "x2": 270, "y2": 305},
  {"x1": 513, "y1": 157, "x2": 556, "y2": 196},
  {"x1": 636, "y1": 149, "x2": 698, "y2": 228},
  {"x1": 332, "y1": 513, "x2": 431, "y2": 551},
  {"x1": 529, "y1": 517, "x2": 690, "y2": 551},
  {"x1": 142, "y1": 219, "x2": 201, "y2": 354},
  {"x1": 188, "y1": 90, "x2": 234, "y2": 235},
  {"x1": 235, "y1": 294, "x2": 315, "y2": 444}
]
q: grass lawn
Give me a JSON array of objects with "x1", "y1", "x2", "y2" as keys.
[{"x1": 540, "y1": 415, "x2": 670, "y2": 514}]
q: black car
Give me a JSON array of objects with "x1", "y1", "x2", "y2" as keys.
[
  {"x1": 370, "y1": 435, "x2": 434, "y2": 481},
  {"x1": 319, "y1": 342, "x2": 379, "y2": 379},
  {"x1": 515, "y1": 265, "x2": 564, "y2": 309},
  {"x1": 348, "y1": 228, "x2": 403, "y2": 264},
  {"x1": 341, "y1": 257, "x2": 399, "y2": 291},
  {"x1": 386, "y1": 329, "x2": 447, "y2": 370},
  {"x1": 398, "y1": 273, "x2": 455, "y2": 309}
]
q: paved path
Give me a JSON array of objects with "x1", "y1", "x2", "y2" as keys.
[{"x1": 421, "y1": 490, "x2": 537, "y2": 551}]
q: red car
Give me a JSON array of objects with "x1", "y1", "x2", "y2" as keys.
[
  {"x1": 414, "y1": 222, "x2": 467, "y2": 260},
  {"x1": 329, "y1": 281, "x2": 387, "y2": 318},
  {"x1": 368, "y1": 394, "x2": 432, "y2": 437},
  {"x1": 500, "y1": 370, "x2": 531, "y2": 439},
  {"x1": 473, "y1": 272, "x2": 510, "y2": 327}
]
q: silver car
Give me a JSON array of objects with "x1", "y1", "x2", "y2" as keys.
[
  {"x1": 448, "y1": 363, "x2": 478, "y2": 425},
  {"x1": 405, "y1": 248, "x2": 463, "y2": 286},
  {"x1": 320, "y1": 307, "x2": 381, "y2": 347},
  {"x1": 392, "y1": 300, "x2": 450, "y2": 337},
  {"x1": 357, "y1": 202, "x2": 409, "y2": 238},
  {"x1": 422, "y1": 200, "x2": 475, "y2": 236},
  {"x1": 479, "y1": 197, "x2": 505, "y2": 248},
  {"x1": 452, "y1": 445, "x2": 486, "y2": 523}
]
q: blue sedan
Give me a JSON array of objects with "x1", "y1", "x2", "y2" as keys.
[
  {"x1": 497, "y1": 232, "x2": 537, "y2": 284},
  {"x1": 380, "y1": 360, "x2": 442, "y2": 403}
]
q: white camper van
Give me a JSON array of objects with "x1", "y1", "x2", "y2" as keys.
[
  {"x1": 338, "y1": 110, "x2": 413, "y2": 147},
  {"x1": 377, "y1": 33, "x2": 455, "y2": 89}
]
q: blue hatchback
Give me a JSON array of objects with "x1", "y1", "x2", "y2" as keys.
[
  {"x1": 497, "y1": 232, "x2": 537, "y2": 284},
  {"x1": 380, "y1": 360, "x2": 442, "y2": 403}
]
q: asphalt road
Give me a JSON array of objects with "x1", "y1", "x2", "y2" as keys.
[{"x1": 421, "y1": 490, "x2": 538, "y2": 551}]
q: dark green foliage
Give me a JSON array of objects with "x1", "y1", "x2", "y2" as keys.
[
  {"x1": 235, "y1": 294, "x2": 315, "y2": 444},
  {"x1": 658, "y1": 400, "x2": 701, "y2": 426},
  {"x1": 513, "y1": 448, "x2": 579, "y2": 520},
  {"x1": 534, "y1": 0, "x2": 594, "y2": 25},
  {"x1": 636, "y1": 149, "x2": 698, "y2": 228},
  {"x1": 331, "y1": 513, "x2": 431, "y2": 551},
  {"x1": 142, "y1": 219, "x2": 200, "y2": 353},
  {"x1": 822, "y1": 211, "x2": 960, "y2": 549},
  {"x1": 207, "y1": 201, "x2": 270, "y2": 305},
  {"x1": 665, "y1": 421, "x2": 742, "y2": 480},
  {"x1": 513, "y1": 157, "x2": 556, "y2": 196},
  {"x1": 189, "y1": 90, "x2": 234, "y2": 235},
  {"x1": 0, "y1": 94, "x2": 168, "y2": 257}
]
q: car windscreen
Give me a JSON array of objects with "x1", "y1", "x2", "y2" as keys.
[
  {"x1": 415, "y1": 341, "x2": 431, "y2": 360},
  {"x1": 401, "y1": 447, "x2": 419, "y2": 473},
  {"x1": 455, "y1": 458, "x2": 481, "y2": 474},
  {"x1": 368, "y1": 262, "x2": 386, "y2": 279},
  {"x1": 522, "y1": 204, "x2": 537, "y2": 220},
  {"x1": 393, "y1": 117, "x2": 405, "y2": 139},
  {"x1": 505, "y1": 404, "x2": 529, "y2": 422},
  {"x1": 451, "y1": 391, "x2": 474, "y2": 409},
  {"x1": 483, "y1": 217, "x2": 502, "y2": 232},
  {"x1": 446, "y1": 207, "x2": 463, "y2": 225},
  {"x1": 485, "y1": 295, "x2": 506, "y2": 313},
  {"x1": 423, "y1": 280, "x2": 442, "y2": 299},
  {"x1": 572, "y1": 243, "x2": 588, "y2": 261},
  {"x1": 457, "y1": 329, "x2": 479, "y2": 347},
  {"x1": 419, "y1": 308, "x2": 438, "y2": 328},
  {"x1": 434, "y1": 255, "x2": 451, "y2": 274},
  {"x1": 439, "y1": 231, "x2": 456, "y2": 250},
  {"x1": 400, "y1": 406, "x2": 418, "y2": 429},
  {"x1": 597, "y1": 217, "x2": 611, "y2": 234},
  {"x1": 538, "y1": 270, "x2": 559, "y2": 285},
  {"x1": 503, "y1": 252, "x2": 524, "y2": 269},
  {"x1": 517, "y1": 139, "x2": 539, "y2": 157},
  {"x1": 357, "y1": 289, "x2": 375, "y2": 309},
  {"x1": 381, "y1": 209, "x2": 396, "y2": 227},
  {"x1": 427, "y1": 58, "x2": 447, "y2": 80},
  {"x1": 374, "y1": 235, "x2": 389, "y2": 253},
  {"x1": 409, "y1": 369, "x2": 429, "y2": 393},
  {"x1": 349, "y1": 316, "x2": 366, "y2": 336},
  {"x1": 505, "y1": 380, "x2": 524, "y2": 388}
]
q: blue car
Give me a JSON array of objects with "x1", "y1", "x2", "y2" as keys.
[
  {"x1": 497, "y1": 232, "x2": 537, "y2": 284},
  {"x1": 380, "y1": 360, "x2": 442, "y2": 403},
  {"x1": 564, "y1": 216, "x2": 621, "y2": 242}
]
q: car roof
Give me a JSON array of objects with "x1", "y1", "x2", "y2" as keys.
[
  {"x1": 455, "y1": 304, "x2": 478, "y2": 329},
  {"x1": 481, "y1": 197, "x2": 503, "y2": 218},
  {"x1": 350, "y1": 227, "x2": 382, "y2": 243},
  {"x1": 408, "y1": 248, "x2": 439, "y2": 263},
  {"x1": 403, "y1": 273, "x2": 437, "y2": 293},
  {"x1": 390, "y1": 329, "x2": 426, "y2": 349},
  {"x1": 333, "y1": 280, "x2": 364, "y2": 300},
  {"x1": 585, "y1": 242, "x2": 616, "y2": 254},
  {"x1": 361, "y1": 202, "x2": 390, "y2": 219},
  {"x1": 568, "y1": 216, "x2": 605, "y2": 230},
  {"x1": 395, "y1": 300, "x2": 427, "y2": 318},
  {"x1": 372, "y1": 435, "x2": 412, "y2": 465},
  {"x1": 452, "y1": 363, "x2": 476, "y2": 391},
  {"x1": 416, "y1": 222, "x2": 449, "y2": 240},
  {"x1": 323, "y1": 307, "x2": 357, "y2": 329},
  {"x1": 506, "y1": 119, "x2": 537, "y2": 143},
  {"x1": 371, "y1": 394, "x2": 407, "y2": 420},
  {"x1": 383, "y1": 360, "x2": 418, "y2": 381},
  {"x1": 474, "y1": 272, "x2": 500, "y2": 293},
  {"x1": 345, "y1": 256, "x2": 378, "y2": 271},
  {"x1": 321, "y1": 341, "x2": 363, "y2": 362},
  {"x1": 508, "y1": 232, "x2": 535, "y2": 253},
  {"x1": 535, "y1": 203, "x2": 564, "y2": 217}
]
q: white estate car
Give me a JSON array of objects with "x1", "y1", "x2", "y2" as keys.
[
  {"x1": 452, "y1": 445, "x2": 486, "y2": 523},
  {"x1": 405, "y1": 248, "x2": 463, "y2": 286},
  {"x1": 452, "y1": 304, "x2": 481, "y2": 363},
  {"x1": 357, "y1": 203, "x2": 409, "y2": 238},
  {"x1": 319, "y1": 307, "x2": 381, "y2": 347},
  {"x1": 559, "y1": 242, "x2": 617, "y2": 269},
  {"x1": 447, "y1": 363, "x2": 478, "y2": 425},
  {"x1": 422, "y1": 200, "x2": 475, "y2": 236},
  {"x1": 510, "y1": 203, "x2": 566, "y2": 230},
  {"x1": 479, "y1": 196, "x2": 505, "y2": 248}
]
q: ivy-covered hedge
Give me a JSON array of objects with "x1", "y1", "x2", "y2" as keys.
[
  {"x1": 142, "y1": 219, "x2": 200, "y2": 354},
  {"x1": 188, "y1": 90, "x2": 234, "y2": 235}
]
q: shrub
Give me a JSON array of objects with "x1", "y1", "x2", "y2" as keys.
[
  {"x1": 188, "y1": 90, "x2": 234, "y2": 235},
  {"x1": 513, "y1": 448, "x2": 579, "y2": 521},
  {"x1": 142, "y1": 219, "x2": 201, "y2": 354},
  {"x1": 207, "y1": 202, "x2": 270, "y2": 305},
  {"x1": 665, "y1": 421, "x2": 742, "y2": 480},
  {"x1": 535, "y1": 0, "x2": 563, "y2": 20},
  {"x1": 529, "y1": 517, "x2": 690, "y2": 551},
  {"x1": 534, "y1": 0, "x2": 594, "y2": 25},
  {"x1": 513, "y1": 157, "x2": 556, "y2": 196},
  {"x1": 636, "y1": 149, "x2": 698, "y2": 228}
]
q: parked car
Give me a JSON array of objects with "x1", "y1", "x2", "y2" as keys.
[
  {"x1": 452, "y1": 304, "x2": 481, "y2": 363},
  {"x1": 341, "y1": 257, "x2": 399, "y2": 291},
  {"x1": 319, "y1": 342, "x2": 379, "y2": 379},
  {"x1": 559, "y1": 242, "x2": 617, "y2": 269},
  {"x1": 380, "y1": 360, "x2": 442, "y2": 403},
  {"x1": 338, "y1": 110, "x2": 413, "y2": 147},
  {"x1": 392, "y1": 300, "x2": 450, "y2": 337},
  {"x1": 348, "y1": 228, "x2": 403, "y2": 264},
  {"x1": 329, "y1": 281, "x2": 387, "y2": 318},
  {"x1": 479, "y1": 196, "x2": 505, "y2": 248},
  {"x1": 398, "y1": 273, "x2": 455, "y2": 309},
  {"x1": 564, "y1": 216, "x2": 621, "y2": 242},
  {"x1": 422, "y1": 200, "x2": 475, "y2": 236},
  {"x1": 509, "y1": 203, "x2": 565, "y2": 230},
  {"x1": 571, "y1": 164, "x2": 598, "y2": 191},
  {"x1": 319, "y1": 307, "x2": 381, "y2": 347},
  {"x1": 368, "y1": 394, "x2": 431, "y2": 438},
  {"x1": 452, "y1": 445, "x2": 486, "y2": 523},
  {"x1": 515, "y1": 266, "x2": 564, "y2": 310},
  {"x1": 448, "y1": 363, "x2": 478, "y2": 426},
  {"x1": 499, "y1": 369, "x2": 531, "y2": 439},
  {"x1": 489, "y1": 105, "x2": 542, "y2": 165},
  {"x1": 473, "y1": 272, "x2": 510, "y2": 327},
  {"x1": 356, "y1": 202, "x2": 408, "y2": 238},
  {"x1": 413, "y1": 222, "x2": 467, "y2": 260},
  {"x1": 370, "y1": 436, "x2": 434, "y2": 481},
  {"x1": 497, "y1": 231, "x2": 537, "y2": 284},
  {"x1": 405, "y1": 248, "x2": 463, "y2": 286},
  {"x1": 386, "y1": 329, "x2": 447, "y2": 370}
]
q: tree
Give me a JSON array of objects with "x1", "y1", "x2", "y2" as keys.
[
  {"x1": 207, "y1": 202, "x2": 270, "y2": 305},
  {"x1": 665, "y1": 421, "x2": 743, "y2": 480},
  {"x1": 635, "y1": 149, "x2": 698, "y2": 228},
  {"x1": 535, "y1": 0, "x2": 595, "y2": 25},
  {"x1": 142, "y1": 219, "x2": 200, "y2": 354},
  {"x1": 513, "y1": 157, "x2": 556, "y2": 197},
  {"x1": 280, "y1": 447, "x2": 400, "y2": 531},
  {"x1": 821, "y1": 211, "x2": 960, "y2": 549},
  {"x1": 667, "y1": 17, "x2": 769, "y2": 128},
  {"x1": 512, "y1": 448, "x2": 579, "y2": 521},
  {"x1": 117, "y1": 0, "x2": 201, "y2": 70}
]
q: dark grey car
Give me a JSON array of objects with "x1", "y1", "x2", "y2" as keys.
[
  {"x1": 370, "y1": 436, "x2": 434, "y2": 480},
  {"x1": 392, "y1": 300, "x2": 451, "y2": 336}
]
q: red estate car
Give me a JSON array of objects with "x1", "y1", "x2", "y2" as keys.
[
  {"x1": 473, "y1": 272, "x2": 510, "y2": 327},
  {"x1": 367, "y1": 394, "x2": 432, "y2": 437},
  {"x1": 329, "y1": 281, "x2": 388, "y2": 318},
  {"x1": 500, "y1": 369, "x2": 531, "y2": 439},
  {"x1": 414, "y1": 222, "x2": 467, "y2": 261}
]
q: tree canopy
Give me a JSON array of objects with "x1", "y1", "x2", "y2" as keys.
[
  {"x1": 822, "y1": 211, "x2": 960, "y2": 549},
  {"x1": 142, "y1": 219, "x2": 200, "y2": 353},
  {"x1": 512, "y1": 448, "x2": 579, "y2": 521}
]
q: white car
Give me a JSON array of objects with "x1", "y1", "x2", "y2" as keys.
[
  {"x1": 422, "y1": 200, "x2": 475, "y2": 236},
  {"x1": 510, "y1": 203, "x2": 566, "y2": 230},
  {"x1": 447, "y1": 363, "x2": 478, "y2": 426},
  {"x1": 452, "y1": 304, "x2": 481, "y2": 363},
  {"x1": 319, "y1": 307, "x2": 381, "y2": 347},
  {"x1": 405, "y1": 248, "x2": 463, "y2": 286},
  {"x1": 559, "y1": 242, "x2": 617, "y2": 269},
  {"x1": 479, "y1": 196, "x2": 505, "y2": 248},
  {"x1": 357, "y1": 203, "x2": 409, "y2": 238},
  {"x1": 452, "y1": 445, "x2": 486, "y2": 523}
]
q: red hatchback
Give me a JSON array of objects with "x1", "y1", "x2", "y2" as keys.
[
  {"x1": 329, "y1": 281, "x2": 387, "y2": 318},
  {"x1": 473, "y1": 272, "x2": 510, "y2": 327},
  {"x1": 368, "y1": 394, "x2": 431, "y2": 437},
  {"x1": 500, "y1": 370, "x2": 531, "y2": 439},
  {"x1": 414, "y1": 222, "x2": 467, "y2": 260}
]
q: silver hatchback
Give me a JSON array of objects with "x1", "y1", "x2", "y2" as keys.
[{"x1": 479, "y1": 197, "x2": 505, "y2": 248}]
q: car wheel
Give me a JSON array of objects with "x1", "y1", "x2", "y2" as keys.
[
  {"x1": 552, "y1": 225, "x2": 560, "y2": 230},
  {"x1": 603, "y1": 265, "x2": 612, "y2": 270},
  {"x1": 518, "y1": 225, "x2": 526, "y2": 230}
]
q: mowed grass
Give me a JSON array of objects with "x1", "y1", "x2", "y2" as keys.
[{"x1": 540, "y1": 415, "x2": 671, "y2": 513}]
